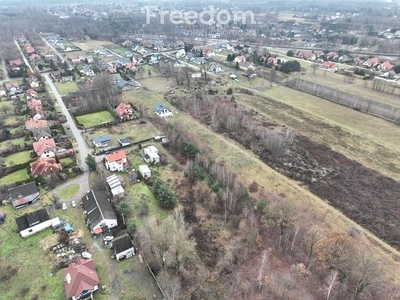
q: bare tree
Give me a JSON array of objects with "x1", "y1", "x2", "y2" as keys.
[
  {"x1": 352, "y1": 255, "x2": 384, "y2": 300},
  {"x1": 257, "y1": 250, "x2": 268, "y2": 292},
  {"x1": 321, "y1": 270, "x2": 340, "y2": 300}
]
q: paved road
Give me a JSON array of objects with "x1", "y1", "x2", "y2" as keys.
[
  {"x1": 43, "y1": 73, "x2": 90, "y2": 172},
  {"x1": 52, "y1": 172, "x2": 90, "y2": 202},
  {"x1": 14, "y1": 40, "x2": 33, "y2": 73},
  {"x1": 40, "y1": 35, "x2": 73, "y2": 70}
]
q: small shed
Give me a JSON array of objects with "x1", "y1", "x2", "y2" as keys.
[
  {"x1": 112, "y1": 233, "x2": 135, "y2": 261},
  {"x1": 139, "y1": 165, "x2": 151, "y2": 179}
]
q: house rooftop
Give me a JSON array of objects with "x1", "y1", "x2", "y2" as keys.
[
  {"x1": 92, "y1": 135, "x2": 111, "y2": 144},
  {"x1": 112, "y1": 233, "x2": 134, "y2": 254},
  {"x1": 3, "y1": 182, "x2": 39, "y2": 208},
  {"x1": 82, "y1": 190, "x2": 116, "y2": 230},
  {"x1": 15, "y1": 208, "x2": 50, "y2": 232},
  {"x1": 105, "y1": 151, "x2": 126, "y2": 163}
]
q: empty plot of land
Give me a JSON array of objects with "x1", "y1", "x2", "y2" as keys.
[
  {"x1": 55, "y1": 81, "x2": 79, "y2": 95},
  {"x1": 4, "y1": 151, "x2": 32, "y2": 166},
  {"x1": 75, "y1": 110, "x2": 114, "y2": 128},
  {"x1": 0, "y1": 169, "x2": 29, "y2": 185},
  {"x1": 72, "y1": 40, "x2": 120, "y2": 52}
]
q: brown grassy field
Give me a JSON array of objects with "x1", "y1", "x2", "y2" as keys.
[
  {"x1": 72, "y1": 40, "x2": 120, "y2": 53},
  {"x1": 127, "y1": 76, "x2": 400, "y2": 284}
]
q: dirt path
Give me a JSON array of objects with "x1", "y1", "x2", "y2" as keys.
[{"x1": 91, "y1": 240, "x2": 121, "y2": 300}]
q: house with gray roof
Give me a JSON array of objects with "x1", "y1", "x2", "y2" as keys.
[{"x1": 92, "y1": 135, "x2": 111, "y2": 147}]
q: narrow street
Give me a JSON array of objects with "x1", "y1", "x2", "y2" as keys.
[
  {"x1": 1, "y1": 58, "x2": 9, "y2": 82},
  {"x1": 14, "y1": 40, "x2": 33, "y2": 73},
  {"x1": 43, "y1": 73, "x2": 90, "y2": 172}
]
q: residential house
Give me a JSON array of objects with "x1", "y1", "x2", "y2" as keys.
[
  {"x1": 24, "y1": 43, "x2": 35, "y2": 54},
  {"x1": 174, "y1": 40, "x2": 185, "y2": 49},
  {"x1": 153, "y1": 103, "x2": 173, "y2": 117},
  {"x1": 139, "y1": 164, "x2": 151, "y2": 179},
  {"x1": 117, "y1": 138, "x2": 131, "y2": 147},
  {"x1": 125, "y1": 62, "x2": 137, "y2": 72},
  {"x1": 105, "y1": 151, "x2": 127, "y2": 172},
  {"x1": 192, "y1": 57, "x2": 207, "y2": 65},
  {"x1": 229, "y1": 74, "x2": 238, "y2": 79},
  {"x1": 27, "y1": 98, "x2": 43, "y2": 117},
  {"x1": 106, "y1": 174, "x2": 124, "y2": 196},
  {"x1": 117, "y1": 80, "x2": 138, "y2": 91},
  {"x1": 15, "y1": 208, "x2": 59, "y2": 237},
  {"x1": 121, "y1": 40, "x2": 133, "y2": 48},
  {"x1": 234, "y1": 55, "x2": 246, "y2": 63},
  {"x1": 50, "y1": 71, "x2": 62, "y2": 81},
  {"x1": 143, "y1": 145, "x2": 160, "y2": 164},
  {"x1": 32, "y1": 138, "x2": 56, "y2": 158},
  {"x1": 175, "y1": 49, "x2": 186, "y2": 58},
  {"x1": 185, "y1": 52, "x2": 195, "y2": 61},
  {"x1": 62, "y1": 258, "x2": 100, "y2": 300},
  {"x1": 9, "y1": 58, "x2": 23, "y2": 67},
  {"x1": 191, "y1": 72, "x2": 202, "y2": 79},
  {"x1": 28, "y1": 77, "x2": 40, "y2": 88},
  {"x1": 339, "y1": 55, "x2": 351, "y2": 63},
  {"x1": 0, "y1": 88, "x2": 6, "y2": 97},
  {"x1": 80, "y1": 66, "x2": 95, "y2": 76},
  {"x1": 30, "y1": 157, "x2": 62, "y2": 176},
  {"x1": 297, "y1": 50, "x2": 316, "y2": 61},
  {"x1": 31, "y1": 126, "x2": 52, "y2": 141},
  {"x1": 378, "y1": 61, "x2": 394, "y2": 71},
  {"x1": 117, "y1": 57, "x2": 130, "y2": 67},
  {"x1": 25, "y1": 119, "x2": 48, "y2": 131},
  {"x1": 326, "y1": 52, "x2": 339, "y2": 60},
  {"x1": 112, "y1": 234, "x2": 135, "y2": 260},
  {"x1": 239, "y1": 61, "x2": 255, "y2": 71},
  {"x1": 321, "y1": 61, "x2": 339, "y2": 72},
  {"x1": 209, "y1": 62, "x2": 223, "y2": 73},
  {"x1": 4, "y1": 182, "x2": 40, "y2": 209},
  {"x1": 363, "y1": 57, "x2": 380, "y2": 68},
  {"x1": 82, "y1": 190, "x2": 118, "y2": 234},
  {"x1": 124, "y1": 51, "x2": 133, "y2": 58},
  {"x1": 92, "y1": 135, "x2": 111, "y2": 148},
  {"x1": 26, "y1": 89, "x2": 39, "y2": 99},
  {"x1": 115, "y1": 102, "x2": 134, "y2": 121},
  {"x1": 85, "y1": 56, "x2": 94, "y2": 64},
  {"x1": 267, "y1": 57, "x2": 278, "y2": 66},
  {"x1": 5, "y1": 82, "x2": 20, "y2": 95},
  {"x1": 71, "y1": 58, "x2": 81, "y2": 64},
  {"x1": 202, "y1": 47, "x2": 215, "y2": 57}
]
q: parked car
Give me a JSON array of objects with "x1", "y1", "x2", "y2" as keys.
[
  {"x1": 62, "y1": 203, "x2": 67, "y2": 210},
  {"x1": 71, "y1": 200, "x2": 76, "y2": 208}
]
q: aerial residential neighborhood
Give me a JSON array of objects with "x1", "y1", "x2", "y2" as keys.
[{"x1": 1, "y1": 0, "x2": 400, "y2": 299}]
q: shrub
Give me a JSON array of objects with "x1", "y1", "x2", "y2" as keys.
[
  {"x1": 153, "y1": 178, "x2": 177, "y2": 209},
  {"x1": 227, "y1": 87, "x2": 233, "y2": 95}
]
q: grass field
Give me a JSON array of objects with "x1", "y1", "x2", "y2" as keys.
[
  {"x1": 75, "y1": 111, "x2": 114, "y2": 128},
  {"x1": 55, "y1": 81, "x2": 79, "y2": 95},
  {"x1": 0, "y1": 138, "x2": 25, "y2": 151},
  {"x1": 72, "y1": 40, "x2": 120, "y2": 52},
  {"x1": 4, "y1": 115, "x2": 25, "y2": 127},
  {"x1": 4, "y1": 151, "x2": 32, "y2": 166},
  {"x1": 108, "y1": 46, "x2": 127, "y2": 55},
  {"x1": 0, "y1": 169, "x2": 30, "y2": 185},
  {"x1": 57, "y1": 184, "x2": 79, "y2": 199}
]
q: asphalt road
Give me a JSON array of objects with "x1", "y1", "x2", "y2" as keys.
[{"x1": 43, "y1": 73, "x2": 90, "y2": 172}]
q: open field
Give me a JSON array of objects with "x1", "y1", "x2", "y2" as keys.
[
  {"x1": 132, "y1": 76, "x2": 400, "y2": 281},
  {"x1": 108, "y1": 46, "x2": 127, "y2": 55},
  {"x1": 55, "y1": 81, "x2": 79, "y2": 95},
  {"x1": 277, "y1": 11, "x2": 318, "y2": 23},
  {"x1": 4, "y1": 115, "x2": 25, "y2": 127},
  {"x1": 72, "y1": 40, "x2": 120, "y2": 53},
  {"x1": 0, "y1": 138, "x2": 25, "y2": 151},
  {"x1": 75, "y1": 110, "x2": 114, "y2": 128},
  {"x1": 0, "y1": 169, "x2": 30, "y2": 184},
  {"x1": 4, "y1": 151, "x2": 32, "y2": 166},
  {"x1": 57, "y1": 184, "x2": 79, "y2": 199}
]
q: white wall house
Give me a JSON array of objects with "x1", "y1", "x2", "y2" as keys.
[
  {"x1": 139, "y1": 165, "x2": 151, "y2": 179},
  {"x1": 153, "y1": 103, "x2": 173, "y2": 117},
  {"x1": 105, "y1": 151, "x2": 127, "y2": 172},
  {"x1": 112, "y1": 233, "x2": 135, "y2": 261},
  {"x1": 143, "y1": 146, "x2": 160, "y2": 164}
]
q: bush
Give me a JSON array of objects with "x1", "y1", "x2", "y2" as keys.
[
  {"x1": 153, "y1": 178, "x2": 177, "y2": 209},
  {"x1": 227, "y1": 87, "x2": 233, "y2": 95},
  {"x1": 256, "y1": 198, "x2": 270, "y2": 213},
  {"x1": 135, "y1": 201, "x2": 149, "y2": 218},
  {"x1": 287, "y1": 50, "x2": 295, "y2": 57},
  {"x1": 128, "y1": 218, "x2": 137, "y2": 232}
]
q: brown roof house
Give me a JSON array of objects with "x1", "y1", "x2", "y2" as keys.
[
  {"x1": 115, "y1": 102, "x2": 134, "y2": 121},
  {"x1": 25, "y1": 119, "x2": 48, "y2": 131},
  {"x1": 62, "y1": 258, "x2": 100, "y2": 300},
  {"x1": 32, "y1": 138, "x2": 56, "y2": 158},
  {"x1": 30, "y1": 157, "x2": 62, "y2": 176}
]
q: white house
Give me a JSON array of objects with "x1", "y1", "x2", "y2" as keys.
[
  {"x1": 112, "y1": 233, "x2": 135, "y2": 261},
  {"x1": 105, "y1": 151, "x2": 127, "y2": 172},
  {"x1": 209, "y1": 62, "x2": 223, "y2": 73},
  {"x1": 82, "y1": 190, "x2": 118, "y2": 235},
  {"x1": 175, "y1": 49, "x2": 186, "y2": 58},
  {"x1": 15, "y1": 209, "x2": 60, "y2": 238},
  {"x1": 153, "y1": 103, "x2": 173, "y2": 117},
  {"x1": 92, "y1": 135, "x2": 111, "y2": 148},
  {"x1": 143, "y1": 145, "x2": 160, "y2": 164},
  {"x1": 139, "y1": 164, "x2": 151, "y2": 179},
  {"x1": 80, "y1": 66, "x2": 95, "y2": 76}
]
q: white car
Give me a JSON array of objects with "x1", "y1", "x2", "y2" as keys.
[
  {"x1": 62, "y1": 203, "x2": 67, "y2": 210},
  {"x1": 71, "y1": 200, "x2": 77, "y2": 208}
]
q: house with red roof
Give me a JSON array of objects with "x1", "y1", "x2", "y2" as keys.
[
  {"x1": 267, "y1": 57, "x2": 278, "y2": 65},
  {"x1": 24, "y1": 43, "x2": 35, "y2": 54},
  {"x1": 321, "y1": 61, "x2": 339, "y2": 72},
  {"x1": 62, "y1": 258, "x2": 100, "y2": 300},
  {"x1": 9, "y1": 58, "x2": 23, "y2": 67},
  {"x1": 378, "y1": 61, "x2": 394, "y2": 71},
  {"x1": 326, "y1": 52, "x2": 339, "y2": 60},
  {"x1": 105, "y1": 151, "x2": 127, "y2": 172},
  {"x1": 25, "y1": 119, "x2": 48, "y2": 131},
  {"x1": 115, "y1": 102, "x2": 134, "y2": 121},
  {"x1": 234, "y1": 55, "x2": 246, "y2": 63},
  {"x1": 297, "y1": 50, "x2": 316, "y2": 61},
  {"x1": 27, "y1": 99, "x2": 43, "y2": 116},
  {"x1": 363, "y1": 57, "x2": 380, "y2": 68},
  {"x1": 32, "y1": 138, "x2": 56, "y2": 158},
  {"x1": 30, "y1": 157, "x2": 62, "y2": 176}
]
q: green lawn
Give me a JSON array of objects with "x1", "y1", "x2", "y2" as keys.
[
  {"x1": 0, "y1": 138, "x2": 26, "y2": 151},
  {"x1": 0, "y1": 205, "x2": 64, "y2": 299},
  {"x1": 4, "y1": 115, "x2": 25, "y2": 127},
  {"x1": 57, "y1": 184, "x2": 80, "y2": 199},
  {"x1": 55, "y1": 81, "x2": 79, "y2": 95},
  {"x1": 109, "y1": 46, "x2": 128, "y2": 55},
  {"x1": 3, "y1": 151, "x2": 32, "y2": 166},
  {"x1": 75, "y1": 111, "x2": 114, "y2": 128},
  {"x1": 0, "y1": 169, "x2": 30, "y2": 185},
  {"x1": 59, "y1": 157, "x2": 75, "y2": 168}
]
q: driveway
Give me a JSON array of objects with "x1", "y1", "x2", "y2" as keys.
[{"x1": 43, "y1": 73, "x2": 90, "y2": 172}]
